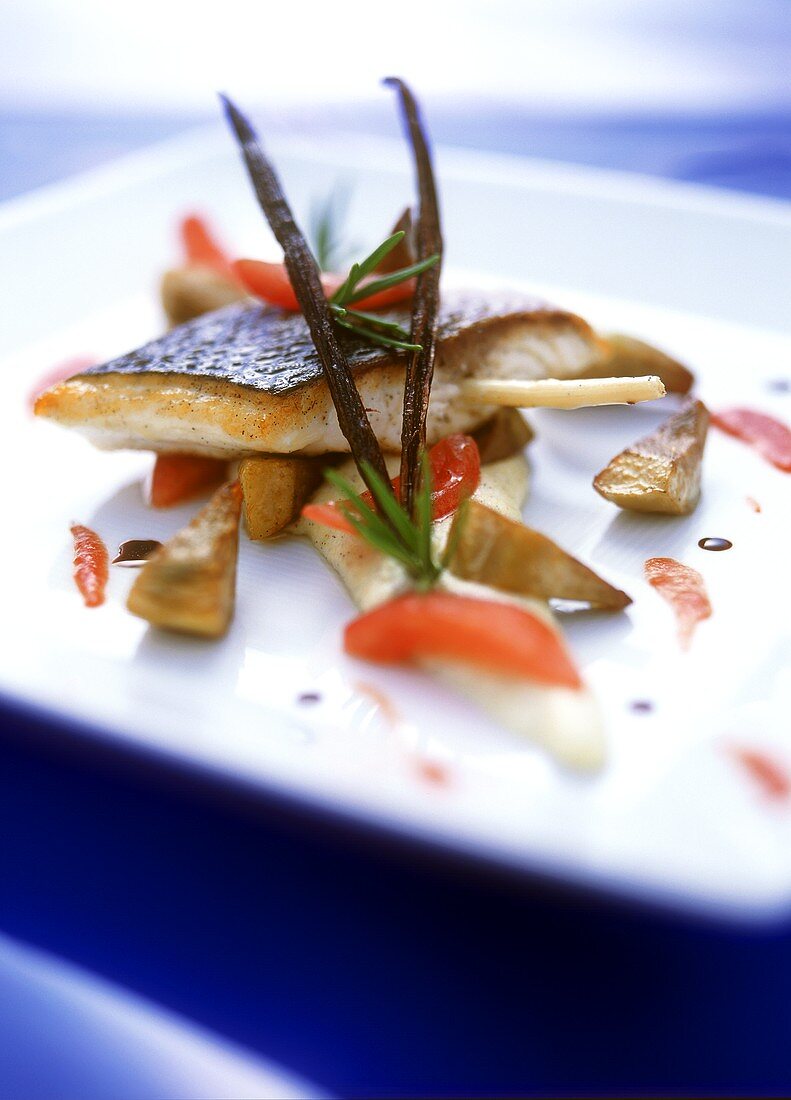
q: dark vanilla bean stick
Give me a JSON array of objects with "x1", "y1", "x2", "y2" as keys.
[
  {"x1": 384, "y1": 78, "x2": 444, "y2": 517},
  {"x1": 220, "y1": 94, "x2": 394, "y2": 499}
]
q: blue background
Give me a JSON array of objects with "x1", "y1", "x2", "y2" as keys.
[{"x1": 2, "y1": 106, "x2": 790, "y2": 1096}]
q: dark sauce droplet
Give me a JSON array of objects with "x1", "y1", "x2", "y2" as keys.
[
  {"x1": 112, "y1": 539, "x2": 163, "y2": 566},
  {"x1": 296, "y1": 692, "x2": 322, "y2": 706},
  {"x1": 698, "y1": 537, "x2": 733, "y2": 552},
  {"x1": 630, "y1": 700, "x2": 654, "y2": 714}
]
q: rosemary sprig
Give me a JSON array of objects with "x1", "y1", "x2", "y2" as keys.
[
  {"x1": 328, "y1": 231, "x2": 439, "y2": 352},
  {"x1": 308, "y1": 185, "x2": 355, "y2": 272},
  {"x1": 325, "y1": 453, "x2": 443, "y2": 590}
]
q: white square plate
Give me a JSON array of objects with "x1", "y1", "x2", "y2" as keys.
[{"x1": 3, "y1": 125, "x2": 790, "y2": 921}]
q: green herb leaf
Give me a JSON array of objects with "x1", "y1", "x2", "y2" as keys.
[
  {"x1": 309, "y1": 185, "x2": 355, "y2": 272},
  {"x1": 326, "y1": 228, "x2": 440, "y2": 353},
  {"x1": 334, "y1": 316, "x2": 422, "y2": 353},
  {"x1": 320, "y1": 455, "x2": 448, "y2": 588},
  {"x1": 344, "y1": 253, "x2": 440, "y2": 304}
]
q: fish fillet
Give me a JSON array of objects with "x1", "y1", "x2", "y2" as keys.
[{"x1": 35, "y1": 291, "x2": 603, "y2": 458}]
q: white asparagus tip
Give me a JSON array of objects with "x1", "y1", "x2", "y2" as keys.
[{"x1": 460, "y1": 375, "x2": 666, "y2": 410}]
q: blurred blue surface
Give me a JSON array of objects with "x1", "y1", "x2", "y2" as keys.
[
  {"x1": 2, "y1": 702, "x2": 791, "y2": 1097},
  {"x1": 2, "y1": 107, "x2": 791, "y2": 201},
  {"x1": 2, "y1": 108, "x2": 791, "y2": 1097},
  {"x1": 0, "y1": 931, "x2": 322, "y2": 1099}
]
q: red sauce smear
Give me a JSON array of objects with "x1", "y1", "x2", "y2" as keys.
[
  {"x1": 746, "y1": 496, "x2": 762, "y2": 513},
  {"x1": 712, "y1": 408, "x2": 791, "y2": 472},
  {"x1": 29, "y1": 356, "x2": 97, "y2": 410},
  {"x1": 148, "y1": 454, "x2": 229, "y2": 508},
  {"x1": 354, "y1": 681, "x2": 453, "y2": 789},
  {"x1": 70, "y1": 524, "x2": 109, "y2": 608},
  {"x1": 644, "y1": 557, "x2": 712, "y2": 650},
  {"x1": 730, "y1": 747, "x2": 791, "y2": 802},
  {"x1": 353, "y1": 681, "x2": 402, "y2": 732},
  {"x1": 413, "y1": 759, "x2": 451, "y2": 787}
]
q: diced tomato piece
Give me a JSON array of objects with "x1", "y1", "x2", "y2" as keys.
[
  {"x1": 70, "y1": 524, "x2": 108, "y2": 608},
  {"x1": 644, "y1": 556, "x2": 712, "y2": 650},
  {"x1": 148, "y1": 454, "x2": 229, "y2": 508},
  {"x1": 712, "y1": 407, "x2": 791, "y2": 472},
  {"x1": 302, "y1": 434, "x2": 481, "y2": 534},
  {"x1": 345, "y1": 591, "x2": 582, "y2": 689},
  {"x1": 232, "y1": 258, "x2": 416, "y2": 313},
  {"x1": 180, "y1": 215, "x2": 234, "y2": 278}
]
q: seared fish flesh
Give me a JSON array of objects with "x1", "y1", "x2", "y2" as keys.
[{"x1": 36, "y1": 291, "x2": 604, "y2": 458}]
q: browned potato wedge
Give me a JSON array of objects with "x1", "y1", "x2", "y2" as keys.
[
  {"x1": 161, "y1": 266, "x2": 248, "y2": 326},
  {"x1": 582, "y1": 333, "x2": 694, "y2": 395},
  {"x1": 127, "y1": 481, "x2": 242, "y2": 637},
  {"x1": 594, "y1": 398, "x2": 709, "y2": 515},
  {"x1": 472, "y1": 408, "x2": 534, "y2": 465},
  {"x1": 448, "y1": 500, "x2": 631, "y2": 610},
  {"x1": 239, "y1": 455, "x2": 324, "y2": 540}
]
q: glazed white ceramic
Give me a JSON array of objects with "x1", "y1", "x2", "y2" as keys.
[{"x1": 2, "y1": 126, "x2": 790, "y2": 919}]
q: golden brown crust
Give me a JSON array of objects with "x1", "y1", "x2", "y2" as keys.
[{"x1": 35, "y1": 294, "x2": 602, "y2": 457}]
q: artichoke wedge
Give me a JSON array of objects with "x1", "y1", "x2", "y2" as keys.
[
  {"x1": 239, "y1": 454, "x2": 323, "y2": 540},
  {"x1": 582, "y1": 333, "x2": 694, "y2": 395},
  {"x1": 472, "y1": 408, "x2": 534, "y2": 464},
  {"x1": 127, "y1": 480, "x2": 242, "y2": 637},
  {"x1": 448, "y1": 500, "x2": 631, "y2": 610},
  {"x1": 594, "y1": 398, "x2": 709, "y2": 515},
  {"x1": 160, "y1": 266, "x2": 247, "y2": 327}
]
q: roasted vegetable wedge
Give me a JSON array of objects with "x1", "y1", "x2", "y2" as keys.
[
  {"x1": 161, "y1": 266, "x2": 247, "y2": 327},
  {"x1": 127, "y1": 481, "x2": 242, "y2": 637},
  {"x1": 239, "y1": 454, "x2": 323, "y2": 539},
  {"x1": 594, "y1": 398, "x2": 709, "y2": 514},
  {"x1": 472, "y1": 408, "x2": 534, "y2": 465},
  {"x1": 448, "y1": 500, "x2": 630, "y2": 610},
  {"x1": 583, "y1": 333, "x2": 694, "y2": 395}
]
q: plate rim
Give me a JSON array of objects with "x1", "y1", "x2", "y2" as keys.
[{"x1": 4, "y1": 128, "x2": 790, "y2": 925}]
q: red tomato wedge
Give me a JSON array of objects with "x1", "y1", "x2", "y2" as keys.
[
  {"x1": 233, "y1": 258, "x2": 416, "y2": 313},
  {"x1": 70, "y1": 524, "x2": 109, "y2": 608},
  {"x1": 302, "y1": 434, "x2": 481, "y2": 534},
  {"x1": 711, "y1": 407, "x2": 791, "y2": 472},
  {"x1": 345, "y1": 591, "x2": 583, "y2": 689},
  {"x1": 180, "y1": 214, "x2": 235, "y2": 278},
  {"x1": 644, "y1": 556, "x2": 712, "y2": 650},
  {"x1": 149, "y1": 454, "x2": 229, "y2": 508}
]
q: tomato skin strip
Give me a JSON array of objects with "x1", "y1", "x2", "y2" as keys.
[
  {"x1": 180, "y1": 214, "x2": 235, "y2": 278},
  {"x1": 71, "y1": 524, "x2": 109, "y2": 608},
  {"x1": 233, "y1": 258, "x2": 415, "y2": 313},
  {"x1": 644, "y1": 556, "x2": 711, "y2": 650},
  {"x1": 712, "y1": 407, "x2": 791, "y2": 472},
  {"x1": 345, "y1": 591, "x2": 582, "y2": 689}
]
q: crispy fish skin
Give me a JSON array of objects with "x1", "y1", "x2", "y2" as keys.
[
  {"x1": 35, "y1": 292, "x2": 603, "y2": 458},
  {"x1": 594, "y1": 398, "x2": 710, "y2": 514}
]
